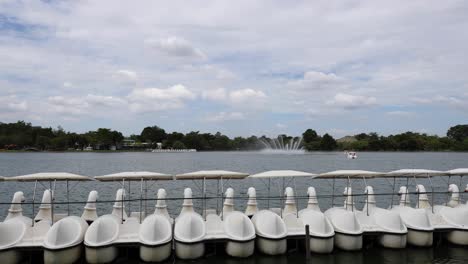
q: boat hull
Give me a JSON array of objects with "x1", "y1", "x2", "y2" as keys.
[
  {"x1": 378, "y1": 233, "x2": 407, "y2": 249},
  {"x1": 175, "y1": 241, "x2": 204, "y2": 259},
  {"x1": 334, "y1": 232, "x2": 362, "y2": 251},
  {"x1": 85, "y1": 246, "x2": 118, "y2": 264},
  {"x1": 309, "y1": 236, "x2": 334, "y2": 254},
  {"x1": 256, "y1": 237, "x2": 287, "y2": 255},
  {"x1": 226, "y1": 240, "x2": 255, "y2": 258},
  {"x1": 0, "y1": 250, "x2": 21, "y2": 264},
  {"x1": 140, "y1": 243, "x2": 172, "y2": 262},
  {"x1": 447, "y1": 230, "x2": 468, "y2": 246},
  {"x1": 44, "y1": 245, "x2": 82, "y2": 264},
  {"x1": 407, "y1": 229, "x2": 433, "y2": 247}
]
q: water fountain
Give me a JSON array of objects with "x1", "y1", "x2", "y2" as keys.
[{"x1": 259, "y1": 136, "x2": 305, "y2": 154}]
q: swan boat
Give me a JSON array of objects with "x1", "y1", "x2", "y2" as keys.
[
  {"x1": 415, "y1": 183, "x2": 468, "y2": 246},
  {"x1": 250, "y1": 170, "x2": 334, "y2": 254},
  {"x1": 174, "y1": 187, "x2": 206, "y2": 259},
  {"x1": 386, "y1": 169, "x2": 448, "y2": 247},
  {"x1": 85, "y1": 171, "x2": 173, "y2": 263},
  {"x1": 2, "y1": 172, "x2": 93, "y2": 264},
  {"x1": 318, "y1": 170, "x2": 380, "y2": 251},
  {"x1": 356, "y1": 186, "x2": 407, "y2": 248},
  {"x1": 175, "y1": 170, "x2": 254, "y2": 258}
]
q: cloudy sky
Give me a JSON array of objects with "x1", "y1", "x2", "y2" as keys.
[{"x1": 1, "y1": 0, "x2": 467, "y2": 137}]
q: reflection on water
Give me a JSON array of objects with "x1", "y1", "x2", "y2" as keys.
[{"x1": 94, "y1": 243, "x2": 468, "y2": 264}]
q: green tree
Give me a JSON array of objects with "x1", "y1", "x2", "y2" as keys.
[
  {"x1": 447, "y1": 125, "x2": 468, "y2": 141},
  {"x1": 140, "y1": 126, "x2": 167, "y2": 143},
  {"x1": 302, "y1": 129, "x2": 318, "y2": 143},
  {"x1": 172, "y1": 141, "x2": 186, "y2": 149},
  {"x1": 320, "y1": 133, "x2": 337, "y2": 150}
]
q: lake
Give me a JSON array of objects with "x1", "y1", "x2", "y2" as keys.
[{"x1": 1, "y1": 151, "x2": 467, "y2": 263}]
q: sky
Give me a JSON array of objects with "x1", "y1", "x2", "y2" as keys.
[{"x1": 1, "y1": 0, "x2": 467, "y2": 138}]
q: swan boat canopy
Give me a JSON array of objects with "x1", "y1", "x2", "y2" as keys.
[
  {"x1": 175, "y1": 170, "x2": 249, "y2": 180},
  {"x1": 446, "y1": 168, "x2": 468, "y2": 176},
  {"x1": 5, "y1": 172, "x2": 92, "y2": 182},
  {"x1": 94, "y1": 171, "x2": 173, "y2": 181},
  {"x1": 384, "y1": 169, "x2": 450, "y2": 178}
]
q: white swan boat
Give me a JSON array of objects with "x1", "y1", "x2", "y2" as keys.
[
  {"x1": 0, "y1": 191, "x2": 50, "y2": 264},
  {"x1": 386, "y1": 169, "x2": 448, "y2": 247},
  {"x1": 174, "y1": 188, "x2": 206, "y2": 259},
  {"x1": 324, "y1": 187, "x2": 364, "y2": 250},
  {"x1": 43, "y1": 190, "x2": 98, "y2": 264},
  {"x1": 415, "y1": 184, "x2": 468, "y2": 246},
  {"x1": 249, "y1": 170, "x2": 318, "y2": 255},
  {"x1": 203, "y1": 188, "x2": 256, "y2": 257},
  {"x1": 355, "y1": 186, "x2": 407, "y2": 248},
  {"x1": 390, "y1": 186, "x2": 434, "y2": 247},
  {"x1": 175, "y1": 170, "x2": 252, "y2": 258},
  {"x1": 85, "y1": 171, "x2": 174, "y2": 263},
  {"x1": 243, "y1": 187, "x2": 287, "y2": 255},
  {"x1": 85, "y1": 188, "x2": 132, "y2": 263},
  {"x1": 139, "y1": 188, "x2": 173, "y2": 262},
  {"x1": 317, "y1": 170, "x2": 381, "y2": 251},
  {"x1": 2, "y1": 172, "x2": 92, "y2": 264},
  {"x1": 288, "y1": 187, "x2": 335, "y2": 253}
]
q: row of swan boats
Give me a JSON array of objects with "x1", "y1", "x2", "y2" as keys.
[{"x1": 0, "y1": 168, "x2": 468, "y2": 263}]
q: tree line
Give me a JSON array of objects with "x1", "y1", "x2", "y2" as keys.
[{"x1": 0, "y1": 121, "x2": 468, "y2": 151}]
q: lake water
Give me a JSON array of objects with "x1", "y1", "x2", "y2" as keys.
[{"x1": 1, "y1": 151, "x2": 468, "y2": 263}]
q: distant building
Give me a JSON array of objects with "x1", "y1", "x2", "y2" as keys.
[{"x1": 122, "y1": 139, "x2": 136, "y2": 147}]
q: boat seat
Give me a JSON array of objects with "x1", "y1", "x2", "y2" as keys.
[
  {"x1": 130, "y1": 211, "x2": 145, "y2": 220},
  {"x1": 205, "y1": 214, "x2": 225, "y2": 240},
  {"x1": 203, "y1": 209, "x2": 217, "y2": 217},
  {"x1": 283, "y1": 213, "x2": 305, "y2": 236},
  {"x1": 118, "y1": 217, "x2": 140, "y2": 243}
]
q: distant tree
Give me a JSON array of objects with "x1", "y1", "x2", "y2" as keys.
[
  {"x1": 320, "y1": 133, "x2": 337, "y2": 150},
  {"x1": 447, "y1": 125, "x2": 468, "y2": 141},
  {"x1": 140, "y1": 126, "x2": 167, "y2": 143},
  {"x1": 302, "y1": 129, "x2": 318, "y2": 143},
  {"x1": 172, "y1": 140, "x2": 186, "y2": 149}
]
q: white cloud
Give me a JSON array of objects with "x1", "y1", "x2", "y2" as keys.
[
  {"x1": 386, "y1": 111, "x2": 416, "y2": 118},
  {"x1": 412, "y1": 94, "x2": 468, "y2": 111},
  {"x1": 201, "y1": 87, "x2": 227, "y2": 101},
  {"x1": 326, "y1": 93, "x2": 377, "y2": 110},
  {"x1": 127, "y1": 84, "x2": 196, "y2": 113},
  {"x1": 229, "y1": 89, "x2": 267, "y2": 104},
  {"x1": 202, "y1": 88, "x2": 267, "y2": 107},
  {"x1": 47, "y1": 94, "x2": 127, "y2": 116},
  {"x1": 276, "y1": 123, "x2": 286, "y2": 129},
  {"x1": 0, "y1": 95, "x2": 28, "y2": 112},
  {"x1": 205, "y1": 111, "x2": 245, "y2": 122},
  {"x1": 1, "y1": 0, "x2": 468, "y2": 134},
  {"x1": 288, "y1": 71, "x2": 345, "y2": 91},
  {"x1": 114, "y1": 70, "x2": 138, "y2": 82},
  {"x1": 145, "y1": 37, "x2": 205, "y2": 58}
]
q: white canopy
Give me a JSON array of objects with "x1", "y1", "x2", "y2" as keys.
[
  {"x1": 94, "y1": 171, "x2": 173, "y2": 181},
  {"x1": 249, "y1": 170, "x2": 316, "y2": 178},
  {"x1": 7, "y1": 172, "x2": 92, "y2": 182},
  {"x1": 446, "y1": 168, "x2": 468, "y2": 176},
  {"x1": 384, "y1": 169, "x2": 449, "y2": 177},
  {"x1": 315, "y1": 170, "x2": 383, "y2": 179},
  {"x1": 175, "y1": 170, "x2": 248, "y2": 180}
]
